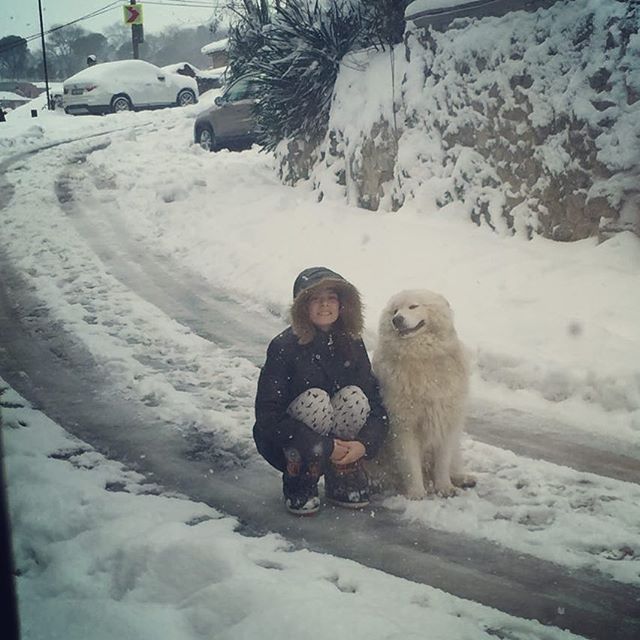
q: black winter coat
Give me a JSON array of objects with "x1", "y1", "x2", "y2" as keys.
[{"x1": 253, "y1": 326, "x2": 389, "y2": 472}]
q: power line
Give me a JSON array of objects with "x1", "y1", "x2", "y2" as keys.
[
  {"x1": 143, "y1": 2, "x2": 226, "y2": 8},
  {"x1": 45, "y1": 2, "x2": 123, "y2": 34}
]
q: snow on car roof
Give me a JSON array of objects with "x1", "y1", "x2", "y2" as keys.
[
  {"x1": 161, "y1": 62, "x2": 201, "y2": 74},
  {"x1": 198, "y1": 66, "x2": 227, "y2": 80},
  {"x1": 64, "y1": 59, "x2": 160, "y2": 84}
]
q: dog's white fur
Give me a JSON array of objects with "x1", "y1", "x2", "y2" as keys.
[{"x1": 371, "y1": 289, "x2": 475, "y2": 499}]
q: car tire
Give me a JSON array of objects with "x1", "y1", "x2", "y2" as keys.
[
  {"x1": 177, "y1": 89, "x2": 196, "y2": 107},
  {"x1": 111, "y1": 94, "x2": 132, "y2": 113},
  {"x1": 197, "y1": 126, "x2": 216, "y2": 152}
]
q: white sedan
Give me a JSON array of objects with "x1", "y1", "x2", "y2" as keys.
[{"x1": 63, "y1": 59, "x2": 198, "y2": 115}]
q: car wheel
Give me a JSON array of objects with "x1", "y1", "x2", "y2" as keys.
[
  {"x1": 197, "y1": 126, "x2": 216, "y2": 152},
  {"x1": 111, "y1": 94, "x2": 132, "y2": 113},
  {"x1": 177, "y1": 89, "x2": 196, "y2": 107}
]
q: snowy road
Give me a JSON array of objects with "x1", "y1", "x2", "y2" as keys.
[
  {"x1": 2, "y1": 270, "x2": 639, "y2": 640},
  {"x1": 1, "y1": 120, "x2": 639, "y2": 639}
]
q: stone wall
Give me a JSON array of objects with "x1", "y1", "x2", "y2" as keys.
[{"x1": 276, "y1": 0, "x2": 639, "y2": 241}]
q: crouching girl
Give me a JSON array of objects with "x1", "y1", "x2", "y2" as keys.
[{"x1": 253, "y1": 267, "x2": 388, "y2": 515}]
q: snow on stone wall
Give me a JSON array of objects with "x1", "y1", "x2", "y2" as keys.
[{"x1": 276, "y1": 0, "x2": 640, "y2": 241}]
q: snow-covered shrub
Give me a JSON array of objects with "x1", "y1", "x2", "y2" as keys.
[
  {"x1": 227, "y1": 1, "x2": 411, "y2": 152},
  {"x1": 226, "y1": 0, "x2": 272, "y2": 83},
  {"x1": 240, "y1": 0, "x2": 364, "y2": 151}
]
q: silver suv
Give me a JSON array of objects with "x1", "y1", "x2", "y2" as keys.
[{"x1": 194, "y1": 76, "x2": 260, "y2": 151}]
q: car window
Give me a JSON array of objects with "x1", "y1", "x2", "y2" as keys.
[{"x1": 223, "y1": 78, "x2": 259, "y2": 102}]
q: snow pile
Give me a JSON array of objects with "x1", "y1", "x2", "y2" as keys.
[
  {"x1": 0, "y1": 91, "x2": 29, "y2": 102},
  {"x1": 295, "y1": 0, "x2": 639, "y2": 240}
]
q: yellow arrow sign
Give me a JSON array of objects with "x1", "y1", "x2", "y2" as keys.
[{"x1": 123, "y1": 4, "x2": 144, "y2": 25}]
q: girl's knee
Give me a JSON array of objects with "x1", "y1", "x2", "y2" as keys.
[
  {"x1": 331, "y1": 386, "x2": 371, "y2": 439},
  {"x1": 287, "y1": 388, "x2": 334, "y2": 435}
]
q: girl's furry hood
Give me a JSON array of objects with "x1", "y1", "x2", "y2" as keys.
[{"x1": 290, "y1": 267, "x2": 363, "y2": 344}]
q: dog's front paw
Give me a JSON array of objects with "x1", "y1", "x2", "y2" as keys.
[
  {"x1": 405, "y1": 485, "x2": 427, "y2": 500},
  {"x1": 451, "y1": 473, "x2": 477, "y2": 489},
  {"x1": 434, "y1": 483, "x2": 458, "y2": 498}
]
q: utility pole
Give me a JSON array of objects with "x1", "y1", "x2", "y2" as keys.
[
  {"x1": 129, "y1": 0, "x2": 144, "y2": 60},
  {"x1": 37, "y1": 0, "x2": 52, "y2": 109},
  {"x1": 131, "y1": 1, "x2": 139, "y2": 59}
]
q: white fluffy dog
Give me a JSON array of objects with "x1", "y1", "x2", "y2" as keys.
[{"x1": 371, "y1": 289, "x2": 476, "y2": 499}]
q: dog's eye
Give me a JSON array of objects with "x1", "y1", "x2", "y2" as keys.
[
  {"x1": 409, "y1": 305, "x2": 419, "y2": 310},
  {"x1": 393, "y1": 309, "x2": 398, "y2": 315}
]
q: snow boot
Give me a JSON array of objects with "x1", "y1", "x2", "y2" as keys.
[
  {"x1": 282, "y1": 448, "x2": 321, "y2": 516},
  {"x1": 325, "y1": 459, "x2": 369, "y2": 509}
]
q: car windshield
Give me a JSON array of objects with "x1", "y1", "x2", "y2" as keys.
[{"x1": 223, "y1": 78, "x2": 259, "y2": 102}]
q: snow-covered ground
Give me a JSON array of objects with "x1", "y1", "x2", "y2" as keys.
[
  {"x1": 1, "y1": 61, "x2": 639, "y2": 638},
  {"x1": 3, "y1": 381, "x2": 590, "y2": 640}
]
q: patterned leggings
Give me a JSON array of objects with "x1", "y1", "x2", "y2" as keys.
[{"x1": 286, "y1": 386, "x2": 371, "y2": 440}]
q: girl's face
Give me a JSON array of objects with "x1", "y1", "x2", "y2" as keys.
[{"x1": 308, "y1": 288, "x2": 340, "y2": 331}]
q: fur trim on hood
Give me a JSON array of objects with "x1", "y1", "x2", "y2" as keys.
[{"x1": 290, "y1": 267, "x2": 363, "y2": 344}]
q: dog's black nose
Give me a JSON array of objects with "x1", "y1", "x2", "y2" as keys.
[{"x1": 392, "y1": 314, "x2": 405, "y2": 329}]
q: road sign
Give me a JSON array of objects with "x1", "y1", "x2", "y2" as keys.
[{"x1": 123, "y1": 4, "x2": 144, "y2": 25}]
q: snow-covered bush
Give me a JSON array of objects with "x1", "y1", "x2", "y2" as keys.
[
  {"x1": 226, "y1": 1, "x2": 412, "y2": 152},
  {"x1": 243, "y1": 0, "x2": 364, "y2": 151},
  {"x1": 226, "y1": 0, "x2": 271, "y2": 83}
]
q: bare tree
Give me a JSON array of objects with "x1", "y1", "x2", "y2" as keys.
[
  {"x1": 0, "y1": 35, "x2": 30, "y2": 80},
  {"x1": 71, "y1": 33, "x2": 109, "y2": 63},
  {"x1": 47, "y1": 25, "x2": 88, "y2": 78}
]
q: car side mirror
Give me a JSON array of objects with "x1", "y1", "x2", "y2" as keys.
[
  {"x1": 214, "y1": 96, "x2": 223, "y2": 106},
  {"x1": 157, "y1": 75, "x2": 166, "y2": 81}
]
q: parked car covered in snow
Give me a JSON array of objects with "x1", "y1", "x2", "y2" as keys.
[
  {"x1": 193, "y1": 75, "x2": 260, "y2": 151},
  {"x1": 63, "y1": 59, "x2": 198, "y2": 115}
]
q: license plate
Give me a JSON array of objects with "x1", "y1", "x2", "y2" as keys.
[{"x1": 71, "y1": 88, "x2": 83, "y2": 95}]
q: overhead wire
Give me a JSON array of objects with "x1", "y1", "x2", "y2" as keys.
[{"x1": 143, "y1": 2, "x2": 224, "y2": 7}]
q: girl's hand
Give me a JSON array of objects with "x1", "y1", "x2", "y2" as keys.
[
  {"x1": 332, "y1": 439, "x2": 366, "y2": 465},
  {"x1": 330, "y1": 439, "x2": 350, "y2": 463}
]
